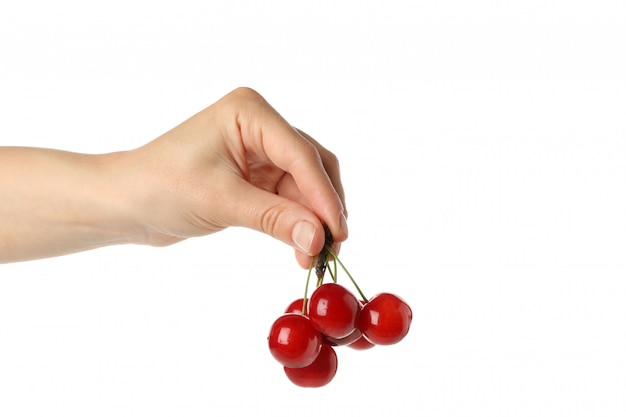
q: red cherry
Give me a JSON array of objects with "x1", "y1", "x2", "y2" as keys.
[
  {"x1": 345, "y1": 300, "x2": 375, "y2": 350},
  {"x1": 359, "y1": 293, "x2": 412, "y2": 345},
  {"x1": 308, "y1": 283, "x2": 361, "y2": 339},
  {"x1": 284, "y1": 343, "x2": 338, "y2": 388},
  {"x1": 347, "y1": 334, "x2": 375, "y2": 350},
  {"x1": 268, "y1": 313, "x2": 322, "y2": 368},
  {"x1": 323, "y1": 327, "x2": 363, "y2": 347},
  {"x1": 285, "y1": 298, "x2": 305, "y2": 314}
]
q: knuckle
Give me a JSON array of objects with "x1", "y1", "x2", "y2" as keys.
[
  {"x1": 301, "y1": 140, "x2": 321, "y2": 159},
  {"x1": 228, "y1": 86, "x2": 265, "y2": 105},
  {"x1": 259, "y1": 204, "x2": 287, "y2": 237},
  {"x1": 220, "y1": 87, "x2": 270, "y2": 125}
]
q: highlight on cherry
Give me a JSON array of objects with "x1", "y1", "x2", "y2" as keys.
[{"x1": 267, "y1": 225, "x2": 412, "y2": 388}]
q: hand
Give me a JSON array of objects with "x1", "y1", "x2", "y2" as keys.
[
  {"x1": 0, "y1": 87, "x2": 348, "y2": 265},
  {"x1": 127, "y1": 87, "x2": 348, "y2": 267}
]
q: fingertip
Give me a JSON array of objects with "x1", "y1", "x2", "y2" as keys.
[
  {"x1": 293, "y1": 225, "x2": 342, "y2": 269},
  {"x1": 295, "y1": 251, "x2": 313, "y2": 269},
  {"x1": 324, "y1": 211, "x2": 348, "y2": 245},
  {"x1": 338, "y1": 211, "x2": 349, "y2": 241}
]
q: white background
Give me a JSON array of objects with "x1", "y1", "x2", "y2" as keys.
[{"x1": 1, "y1": 1, "x2": 625, "y2": 416}]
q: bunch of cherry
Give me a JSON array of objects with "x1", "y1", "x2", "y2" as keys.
[{"x1": 267, "y1": 227, "x2": 412, "y2": 388}]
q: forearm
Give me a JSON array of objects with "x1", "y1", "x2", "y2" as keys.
[{"x1": 0, "y1": 147, "x2": 142, "y2": 263}]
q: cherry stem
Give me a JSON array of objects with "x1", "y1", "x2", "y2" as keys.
[
  {"x1": 327, "y1": 254, "x2": 337, "y2": 283},
  {"x1": 325, "y1": 245, "x2": 369, "y2": 303},
  {"x1": 302, "y1": 256, "x2": 316, "y2": 315},
  {"x1": 315, "y1": 251, "x2": 333, "y2": 287}
]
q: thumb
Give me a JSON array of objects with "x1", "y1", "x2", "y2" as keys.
[{"x1": 221, "y1": 178, "x2": 326, "y2": 257}]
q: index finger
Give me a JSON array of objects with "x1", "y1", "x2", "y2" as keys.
[{"x1": 233, "y1": 88, "x2": 348, "y2": 243}]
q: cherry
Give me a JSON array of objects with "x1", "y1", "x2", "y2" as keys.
[
  {"x1": 359, "y1": 293, "x2": 412, "y2": 345},
  {"x1": 346, "y1": 334, "x2": 375, "y2": 350},
  {"x1": 285, "y1": 298, "x2": 305, "y2": 315},
  {"x1": 268, "y1": 313, "x2": 322, "y2": 368},
  {"x1": 284, "y1": 343, "x2": 338, "y2": 388},
  {"x1": 344, "y1": 299, "x2": 374, "y2": 349},
  {"x1": 323, "y1": 327, "x2": 363, "y2": 347},
  {"x1": 307, "y1": 283, "x2": 361, "y2": 339},
  {"x1": 268, "y1": 238, "x2": 413, "y2": 387}
]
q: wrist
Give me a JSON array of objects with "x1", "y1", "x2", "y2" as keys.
[
  {"x1": 110, "y1": 146, "x2": 189, "y2": 248},
  {"x1": 89, "y1": 150, "x2": 148, "y2": 246}
]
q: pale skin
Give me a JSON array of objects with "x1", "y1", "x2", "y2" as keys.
[{"x1": 0, "y1": 87, "x2": 348, "y2": 266}]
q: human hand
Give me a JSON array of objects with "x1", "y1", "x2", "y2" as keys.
[
  {"x1": 0, "y1": 87, "x2": 347, "y2": 265},
  {"x1": 124, "y1": 87, "x2": 348, "y2": 267}
]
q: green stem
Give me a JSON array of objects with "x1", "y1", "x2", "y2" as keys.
[
  {"x1": 325, "y1": 245, "x2": 369, "y2": 302},
  {"x1": 327, "y1": 260, "x2": 337, "y2": 283},
  {"x1": 316, "y1": 275, "x2": 324, "y2": 288},
  {"x1": 316, "y1": 251, "x2": 333, "y2": 286}
]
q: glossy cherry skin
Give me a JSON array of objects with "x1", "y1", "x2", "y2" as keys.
[
  {"x1": 286, "y1": 297, "x2": 363, "y2": 346},
  {"x1": 315, "y1": 302, "x2": 370, "y2": 347},
  {"x1": 285, "y1": 298, "x2": 306, "y2": 315},
  {"x1": 359, "y1": 293, "x2": 412, "y2": 345},
  {"x1": 347, "y1": 334, "x2": 375, "y2": 350},
  {"x1": 308, "y1": 283, "x2": 361, "y2": 339},
  {"x1": 345, "y1": 300, "x2": 374, "y2": 349},
  {"x1": 268, "y1": 313, "x2": 322, "y2": 368},
  {"x1": 323, "y1": 327, "x2": 363, "y2": 347},
  {"x1": 284, "y1": 343, "x2": 338, "y2": 388}
]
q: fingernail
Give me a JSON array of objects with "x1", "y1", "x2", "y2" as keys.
[{"x1": 292, "y1": 220, "x2": 316, "y2": 255}]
